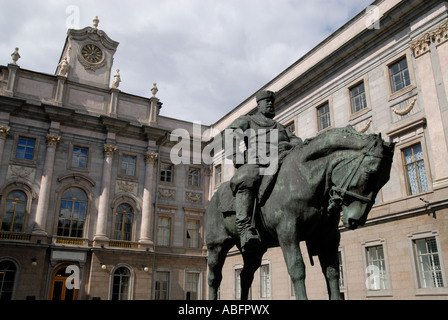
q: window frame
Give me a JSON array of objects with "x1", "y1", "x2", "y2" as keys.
[
  {"x1": 315, "y1": 100, "x2": 333, "y2": 133},
  {"x1": 185, "y1": 270, "x2": 202, "y2": 300},
  {"x1": 56, "y1": 187, "x2": 88, "y2": 239},
  {"x1": 408, "y1": 231, "x2": 448, "y2": 296},
  {"x1": 0, "y1": 259, "x2": 19, "y2": 300},
  {"x1": 0, "y1": 190, "x2": 28, "y2": 233},
  {"x1": 185, "y1": 218, "x2": 200, "y2": 249},
  {"x1": 187, "y1": 166, "x2": 202, "y2": 189},
  {"x1": 398, "y1": 139, "x2": 432, "y2": 197},
  {"x1": 67, "y1": 143, "x2": 91, "y2": 171},
  {"x1": 110, "y1": 265, "x2": 134, "y2": 300},
  {"x1": 361, "y1": 239, "x2": 392, "y2": 297},
  {"x1": 118, "y1": 152, "x2": 138, "y2": 179},
  {"x1": 384, "y1": 52, "x2": 416, "y2": 101},
  {"x1": 259, "y1": 261, "x2": 272, "y2": 299},
  {"x1": 11, "y1": 133, "x2": 39, "y2": 165},
  {"x1": 154, "y1": 270, "x2": 171, "y2": 300},
  {"x1": 159, "y1": 162, "x2": 174, "y2": 184},
  {"x1": 112, "y1": 203, "x2": 134, "y2": 242},
  {"x1": 347, "y1": 76, "x2": 372, "y2": 120},
  {"x1": 214, "y1": 164, "x2": 222, "y2": 188},
  {"x1": 156, "y1": 215, "x2": 172, "y2": 247}
]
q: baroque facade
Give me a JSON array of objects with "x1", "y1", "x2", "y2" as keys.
[
  {"x1": 210, "y1": 0, "x2": 448, "y2": 300},
  {"x1": 0, "y1": 18, "x2": 209, "y2": 300}
]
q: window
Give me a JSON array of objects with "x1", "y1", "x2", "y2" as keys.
[
  {"x1": 186, "y1": 219, "x2": 200, "y2": 248},
  {"x1": 57, "y1": 188, "x2": 87, "y2": 238},
  {"x1": 188, "y1": 168, "x2": 201, "y2": 187},
  {"x1": 15, "y1": 137, "x2": 35, "y2": 160},
  {"x1": 121, "y1": 155, "x2": 136, "y2": 176},
  {"x1": 157, "y1": 216, "x2": 171, "y2": 246},
  {"x1": 113, "y1": 203, "x2": 133, "y2": 241},
  {"x1": 160, "y1": 163, "x2": 174, "y2": 183},
  {"x1": 338, "y1": 250, "x2": 345, "y2": 289},
  {"x1": 111, "y1": 267, "x2": 131, "y2": 300},
  {"x1": 317, "y1": 103, "x2": 331, "y2": 131},
  {"x1": 155, "y1": 271, "x2": 170, "y2": 300},
  {"x1": 234, "y1": 268, "x2": 242, "y2": 299},
  {"x1": 0, "y1": 260, "x2": 17, "y2": 300},
  {"x1": 71, "y1": 146, "x2": 89, "y2": 169},
  {"x1": 260, "y1": 264, "x2": 271, "y2": 298},
  {"x1": 1, "y1": 190, "x2": 27, "y2": 232},
  {"x1": 389, "y1": 57, "x2": 411, "y2": 93},
  {"x1": 350, "y1": 82, "x2": 368, "y2": 114},
  {"x1": 414, "y1": 237, "x2": 444, "y2": 289},
  {"x1": 402, "y1": 144, "x2": 428, "y2": 195},
  {"x1": 185, "y1": 272, "x2": 200, "y2": 300},
  {"x1": 365, "y1": 245, "x2": 388, "y2": 290},
  {"x1": 214, "y1": 165, "x2": 222, "y2": 186}
]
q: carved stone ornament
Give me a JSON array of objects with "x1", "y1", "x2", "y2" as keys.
[
  {"x1": 116, "y1": 180, "x2": 137, "y2": 194},
  {"x1": 392, "y1": 97, "x2": 417, "y2": 115},
  {"x1": 46, "y1": 134, "x2": 61, "y2": 147},
  {"x1": 8, "y1": 165, "x2": 35, "y2": 179},
  {"x1": 186, "y1": 191, "x2": 202, "y2": 203},
  {"x1": 145, "y1": 152, "x2": 158, "y2": 165},
  {"x1": 158, "y1": 188, "x2": 175, "y2": 199},
  {"x1": 103, "y1": 144, "x2": 117, "y2": 157},
  {"x1": 356, "y1": 119, "x2": 372, "y2": 133},
  {"x1": 410, "y1": 20, "x2": 448, "y2": 57},
  {"x1": 0, "y1": 126, "x2": 10, "y2": 140}
]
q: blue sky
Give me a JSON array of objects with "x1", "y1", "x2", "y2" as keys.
[{"x1": 0, "y1": 0, "x2": 373, "y2": 124}]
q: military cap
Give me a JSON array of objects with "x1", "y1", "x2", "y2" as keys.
[{"x1": 256, "y1": 90, "x2": 275, "y2": 102}]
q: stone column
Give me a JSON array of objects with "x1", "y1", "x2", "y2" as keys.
[
  {"x1": 94, "y1": 144, "x2": 117, "y2": 243},
  {"x1": 0, "y1": 126, "x2": 10, "y2": 167},
  {"x1": 139, "y1": 152, "x2": 158, "y2": 248},
  {"x1": 33, "y1": 134, "x2": 61, "y2": 235}
]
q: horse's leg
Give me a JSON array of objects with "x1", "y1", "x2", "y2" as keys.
[
  {"x1": 207, "y1": 239, "x2": 233, "y2": 300},
  {"x1": 318, "y1": 231, "x2": 341, "y2": 300},
  {"x1": 318, "y1": 250, "x2": 341, "y2": 300},
  {"x1": 240, "y1": 250, "x2": 263, "y2": 300},
  {"x1": 279, "y1": 237, "x2": 307, "y2": 300}
]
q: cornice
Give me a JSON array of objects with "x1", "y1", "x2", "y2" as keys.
[{"x1": 68, "y1": 27, "x2": 119, "y2": 51}]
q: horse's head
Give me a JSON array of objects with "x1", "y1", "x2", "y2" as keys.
[{"x1": 328, "y1": 133, "x2": 395, "y2": 230}]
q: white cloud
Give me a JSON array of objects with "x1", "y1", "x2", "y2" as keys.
[{"x1": 0, "y1": 0, "x2": 373, "y2": 124}]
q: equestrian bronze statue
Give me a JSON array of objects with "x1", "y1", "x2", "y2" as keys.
[{"x1": 206, "y1": 123, "x2": 395, "y2": 300}]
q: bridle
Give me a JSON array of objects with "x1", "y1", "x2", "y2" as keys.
[{"x1": 327, "y1": 139, "x2": 389, "y2": 214}]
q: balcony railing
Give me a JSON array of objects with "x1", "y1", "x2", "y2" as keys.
[
  {"x1": 53, "y1": 236, "x2": 88, "y2": 246},
  {"x1": 0, "y1": 232, "x2": 31, "y2": 242},
  {"x1": 109, "y1": 240, "x2": 139, "y2": 249}
]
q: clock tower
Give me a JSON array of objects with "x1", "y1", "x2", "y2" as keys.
[{"x1": 56, "y1": 16, "x2": 119, "y2": 89}]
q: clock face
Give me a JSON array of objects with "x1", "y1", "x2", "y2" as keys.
[{"x1": 81, "y1": 44, "x2": 103, "y2": 63}]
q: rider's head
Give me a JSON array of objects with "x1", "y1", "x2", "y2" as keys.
[{"x1": 256, "y1": 90, "x2": 276, "y2": 119}]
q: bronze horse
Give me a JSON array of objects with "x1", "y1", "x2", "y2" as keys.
[{"x1": 206, "y1": 126, "x2": 395, "y2": 300}]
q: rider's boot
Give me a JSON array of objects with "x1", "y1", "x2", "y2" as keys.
[{"x1": 235, "y1": 189, "x2": 262, "y2": 253}]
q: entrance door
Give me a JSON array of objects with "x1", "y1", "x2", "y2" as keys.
[{"x1": 49, "y1": 265, "x2": 78, "y2": 300}]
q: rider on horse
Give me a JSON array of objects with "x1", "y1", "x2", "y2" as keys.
[{"x1": 227, "y1": 90, "x2": 303, "y2": 252}]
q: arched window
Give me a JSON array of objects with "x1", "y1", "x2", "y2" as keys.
[
  {"x1": 1, "y1": 190, "x2": 27, "y2": 232},
  {"x1": 111, "y1": 267, "x2": 131, "y2": 300},
  {"x1": 113, "y1": 203, "x2": 134, "y2": 241},
  {"x1": 0, "y1": 260, "x2": 17, "y2": 300},
  {"x1": 57, "y1": 188, "x2": 87, "y2": 238}
]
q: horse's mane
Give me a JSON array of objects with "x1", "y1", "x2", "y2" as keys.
[{"x1": 298, "y1": 125, "x2": 377, "y2": 161}]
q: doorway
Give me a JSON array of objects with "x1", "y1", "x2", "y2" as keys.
[{"x1": 49, "y1": 264, "x2": 78, "y2": 300}]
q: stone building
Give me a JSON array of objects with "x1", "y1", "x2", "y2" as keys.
[
  {"x1": 0, "y1": 18, "x2": 209, "y2": 300},
  {"x1": 1, "y1": 0, "x2": 448, "y2": 301},
  {"x1": 210, "y1": 0, "x2": 448, "y2": 299}
]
